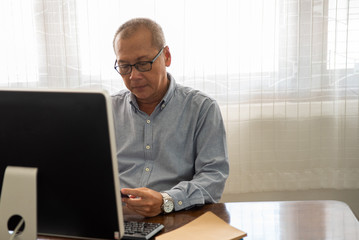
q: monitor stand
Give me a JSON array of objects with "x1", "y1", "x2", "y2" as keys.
[{"x1": 0, "y1": 166, "x2": 37, "y2": 240}]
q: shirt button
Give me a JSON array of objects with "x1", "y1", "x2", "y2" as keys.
[
  {"x1": 145, "y1": 145, "x2": 151, "y2": 150},
  {"x1": 145, "y1": 168, "x2": 150, "y2": 172},
  {"x1": 178, "y1": 201, "x2": 183, "y2": 205},
  {"x1": 146, "y1": 119, "x2": 151, "y2": 124}
]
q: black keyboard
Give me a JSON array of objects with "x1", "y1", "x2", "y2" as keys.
[{"x1": 122, "y1": 221, "x2": 164, "y2": 240}]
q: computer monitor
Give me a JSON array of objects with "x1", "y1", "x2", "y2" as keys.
[{"x1": 0, "y1": 89, "x2": 124, "y2": 239}]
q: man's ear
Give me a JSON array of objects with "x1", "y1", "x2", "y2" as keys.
[{"x1": 163, "y1": 46, "x2": 171, "y2": 67}]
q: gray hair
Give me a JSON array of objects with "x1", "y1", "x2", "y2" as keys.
[{"x1": 113, "y1": 18, "x2": 166, "y2": 51}]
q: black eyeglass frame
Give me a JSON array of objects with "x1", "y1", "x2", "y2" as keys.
[{"x1": 114, "y1": 47, "x2": 165, "y2": 75}]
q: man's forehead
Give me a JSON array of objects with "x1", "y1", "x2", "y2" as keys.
[{"x1": 116, "y1": 42, "x2": 157, "y2": 63}]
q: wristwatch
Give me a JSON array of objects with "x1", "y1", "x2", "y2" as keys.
[{"x1": 160, "y1": 192, "x2": 174, "y2": 214}]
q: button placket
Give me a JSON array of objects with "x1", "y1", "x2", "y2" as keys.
[{"x1": 141, "y1": 117, "x2": 153, "y2": 187}]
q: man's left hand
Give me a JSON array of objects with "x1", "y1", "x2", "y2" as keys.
[{"x1": 121, "y1": 187, "x2": 163, "y2": 217}]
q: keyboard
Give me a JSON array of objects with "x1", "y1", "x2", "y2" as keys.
[{"x1": 122, "y1": 221, "x2": 164, "y2": 240}]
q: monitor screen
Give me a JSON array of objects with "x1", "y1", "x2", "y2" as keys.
[{"x1": 0, "y1": 89, "x2": 124, "y2": 239}]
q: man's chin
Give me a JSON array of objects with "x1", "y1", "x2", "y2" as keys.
[{"x1": 132, "y1": 85, "x2": 148, "y2": 94}]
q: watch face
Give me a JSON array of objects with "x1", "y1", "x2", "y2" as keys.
[{"x1": 164, "y1": 199, "x2": 174, "y2": 213}]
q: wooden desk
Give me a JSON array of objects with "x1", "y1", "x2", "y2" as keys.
[{"x1": 38, "y1": 200, "x2": 359, "y2": 240}]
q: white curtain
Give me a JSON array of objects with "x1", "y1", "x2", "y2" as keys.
[{"x1": 1, "y1": 0, "x2": 358, "y2": 194}]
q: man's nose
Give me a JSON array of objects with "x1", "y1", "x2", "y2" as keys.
[{"x1": 129, "y1": 66, "x2": 141, "y2": 79}]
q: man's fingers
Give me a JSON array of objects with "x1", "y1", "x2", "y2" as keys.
[{"x1": 121, "y1": 188, "x2": 148, "y2": 198}]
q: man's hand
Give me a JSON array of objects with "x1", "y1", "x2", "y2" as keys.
[{"x1": 121, "y1": 187, "x2": 163, "y2": 217}]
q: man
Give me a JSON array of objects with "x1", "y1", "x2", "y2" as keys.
[{"x1": 112, "y1": 18, "x2": 229, "y2": 217}]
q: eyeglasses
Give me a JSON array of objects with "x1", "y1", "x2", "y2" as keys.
[{"x1": 114, "y1": 47, "x2": 164, "y2": 75}]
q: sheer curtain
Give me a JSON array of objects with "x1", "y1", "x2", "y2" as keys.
[{"x1": 1, "y1": 0, "x2": 358, "y2": 194}]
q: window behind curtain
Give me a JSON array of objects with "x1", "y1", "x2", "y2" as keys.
[{"x1": 0, "y1": 0, "x2": 358, "y2": 194}]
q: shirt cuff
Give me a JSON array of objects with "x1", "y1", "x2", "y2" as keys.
[{"x1": 165, "y1": 189, "x2": 205, "y2": 211}]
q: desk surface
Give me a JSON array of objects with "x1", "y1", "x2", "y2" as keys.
[{"x1": 38, "y1": 200, "x2": 358, "y2": 240}]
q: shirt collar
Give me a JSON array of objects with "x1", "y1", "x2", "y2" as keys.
[{"x1": 161, "y1": 72, "x2": 176, "y2": 105}]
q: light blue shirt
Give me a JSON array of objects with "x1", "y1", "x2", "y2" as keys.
[{"x1": 112, "y1": 73, "x2": 229, "y2": 211}]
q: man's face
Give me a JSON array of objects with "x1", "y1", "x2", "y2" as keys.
[{"x1": 114, "y1": 28, "x2": 171, "y2": 105}]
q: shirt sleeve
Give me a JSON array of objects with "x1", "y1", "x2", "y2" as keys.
[{"x1": 165, "y1": 100, "x2": 229, "y2": 211}]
